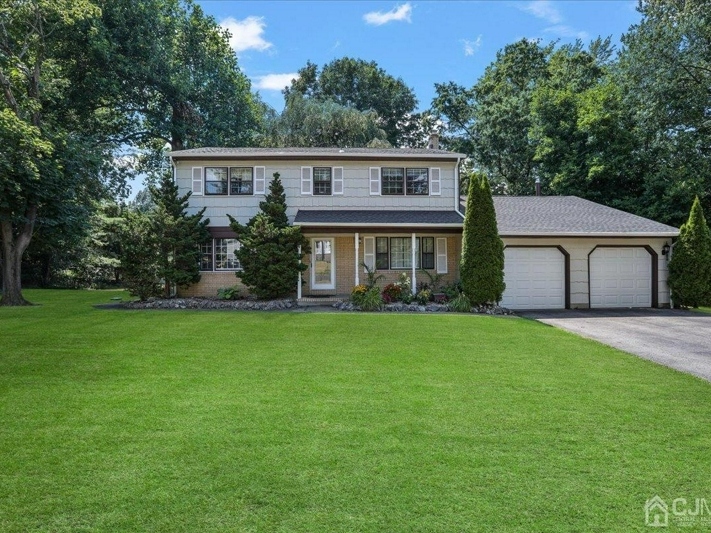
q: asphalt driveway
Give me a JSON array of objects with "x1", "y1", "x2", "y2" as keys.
[{"x1": 520, "y1": 308, "x2": 711, "y2": 382}]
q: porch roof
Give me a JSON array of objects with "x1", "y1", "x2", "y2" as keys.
[{"x1": 293, "y1": 209, "x2": 464, "y2": 228}]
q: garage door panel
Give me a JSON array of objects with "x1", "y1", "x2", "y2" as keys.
[
  {"x1": 502, "y1": 247, "x2": 566, "y2": 310},
  {"x1": 590, "y1": 247, "x2": 652, "y2": 308}
]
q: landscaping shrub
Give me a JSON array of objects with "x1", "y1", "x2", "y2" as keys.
[
  {"x1": 416, "y1": 289, "x2": 432, "y2": 305},
  {"x1": 668, "y1": 196, "x2": 711, "y2": 307},
  {"x1": 448, "y1": 292, "x2": 472, "y2": 313},
  {"x1": 362, "y1": 262, "x2": 385, "y2": 289},
  {"x1": 350, "y1": 284, "x2": 368, "y2": 305},
  {"x1": 359, "y1": 287, "x2": 384, "y2": 311},
  {"x1": 381, "y1": 283, "x2": 402, "y2": 303},
  {"x1": 217, "y1": 286, "x2": 241, "y2": 300}
]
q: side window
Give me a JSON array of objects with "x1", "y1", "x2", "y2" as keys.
[
  {"x1": 376, "y1": 237, "x2": 389, "y2": 270},
  {"x1": 313, "y1": 167, "x2": 332, "y2": 195},
  {"x1": 406, "y1": 168, "x2": 429, "y2": 195},
  {"x1": 381, "y1": 168, "x2": 404, "y2": 195},
  {"x1": 230, "y1": 168, "x2": 253, "y2": 195},
  {"x1": 199, "y1": 240, "x2": 213, "y2": 271},
  {"x1": 421, "y1": 237, "x2": 435, "y2": 269}
]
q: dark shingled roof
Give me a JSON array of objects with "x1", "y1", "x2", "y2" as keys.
[
  {"x1": 170, "y1": 147, "x2": 465, "y2": 160},
  {"x1": 487, "y1": 196, "x2": 678, "y2": 236},
  {"x1": 294, "y1": 210, "x2": 464, "y2": 226}
]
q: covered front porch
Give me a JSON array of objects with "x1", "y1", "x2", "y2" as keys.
[{"x1": 293, "y1": 209, "x2": 463, "y2": 300}]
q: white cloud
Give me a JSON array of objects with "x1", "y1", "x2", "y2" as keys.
[
  {"x1": 253, "y1": 73, "x2": 299, "y2": 91},
  {"x1": 363, "y1": 3, "x2": 412, "y2": 26},
  {"x1": 462, "y1": 35, "x2": 482, "y2": 56},
  {"x1": 519, "y1": 0, "x2": 562, "y2": 24},
  {"x1": 220, "y1": 16, "x2": 272, "y2": 53},
  {"x1": 544, "y1": 25, "x2": 589, "y2": 39}
]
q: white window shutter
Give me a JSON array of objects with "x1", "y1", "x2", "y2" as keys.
[
  {"x1": 333, "y1": 167, "x2": 344, "y2": 195},
  {"x1": 363, "y1": 237, "x2": 375, "y2": 271},
  {"x1": 430, "y1": 168, "x2": 441, "y2": 196},
  {"x1": 436, "y1": 238, "x2": 448, "y2": 274},
  {"x1": 192, "y1": 167, "x2": 203, "y2": 195},
  {"x1": 254, "y1": 166, "x2": 266, "y2": 195},
  {"x1": 301, "y1": 167, "x2": 312, "y2": 195},
  {"x1": 369, "y1": 167, "x2": 381, "y2": 195}
]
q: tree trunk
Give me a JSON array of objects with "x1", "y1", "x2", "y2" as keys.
[{"x1": 0, "y1": 207, "x2": 37, "y2": 306}]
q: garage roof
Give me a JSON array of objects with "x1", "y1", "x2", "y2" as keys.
[{"x1": 489, "y1": 196, "x2": 679, "y2": 237}]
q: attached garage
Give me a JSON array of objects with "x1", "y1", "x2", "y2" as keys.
[
  {"x1": 589, "y1": 247, "x2": 654, "y2": 308},
  {"x1": 502, "y1": 247, "x2": 568, "y2": 310}
]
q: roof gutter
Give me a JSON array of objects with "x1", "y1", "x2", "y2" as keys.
[
  {"x1": 293, "y1": 222, "x2": 464, "y2": 228},
  {"x1": 499, "y1": 231, "x2": 680, "y2": 238}
]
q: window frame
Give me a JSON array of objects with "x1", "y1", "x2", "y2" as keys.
[
  {"x1": 381, "y1": 167, "x2": 405, "y2": 195},
  {"x1": 375, "y1": 237, "x2": 389, "y2": 270},
  {"x1": 214, "y1": 238, "x2": 242, "y2": 271},
  {"x1": 421, "y1": 237, "x2": 435, "y2": 269},
  {"x1": 389, "y1": 237, "x2": 421, "y2": 270},
  {"x1": 230, "y1": 167, "x2": 254, "y2": 195},
  {"x1": 313, "y1": 167, "x2": 332, "y2": 196},
  {"x1": 204, "y1": 166, "x2": 229, "y2": 196},
  {"x1": 199, "y1": 240, "x2": 213, "y2": 271},
  {"x1": 406, "y1": 168, "x2": 429, "y2": 195}
]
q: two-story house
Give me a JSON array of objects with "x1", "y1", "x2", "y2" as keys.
[{"x1": 170, "y1": 143, "x2": 679, "y2": 309}]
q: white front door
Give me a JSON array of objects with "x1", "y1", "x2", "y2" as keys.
[{"x1": 311, "y1": 238, "x2": 335, "y2": 290}]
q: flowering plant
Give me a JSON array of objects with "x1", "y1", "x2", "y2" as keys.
[{"x1": 381, "y1": 283, "x2": 402, "y2": 303}]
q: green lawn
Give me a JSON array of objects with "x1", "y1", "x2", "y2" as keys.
[{"x1": 1, "y1": 290, "x2": 709, "y2": 532}]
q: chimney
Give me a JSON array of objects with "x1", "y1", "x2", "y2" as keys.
[
  {"x1": 428, "y1": 133, "x2": 439, "y2": 150},
  {"x1": 535, "y1": 177, "x2": 541, "y2": 196}
]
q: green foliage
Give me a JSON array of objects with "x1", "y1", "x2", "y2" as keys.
[
  {"x1": 416, "y1": 289, "x2": 432, "y2": 305},
  {"x1": 350, "y1": 284, "x2": 369, "y2": 305},
  {"x1": 358, "y1": 286, "x2": 384, "y2": 311},
  {"x1": 262, "y1": 94, "x2": 387, "y2": 148},
  {"x1": 230, "y1": 174, "x2": 309, "y2": 299},
  {"x1": 148, "y1": 172, "x2": 211, "y2": 297},
  {"x1": 668, "y1": 197, "x2": 711, "y2": 308},
  {"x1": 285, "y1": 57, "x2": 417, "y2": 146},
  {"x1": 217, "y1": 286, "x2": 241, "y2": 301},
  {"x1": 362, "y1": 262, "x2": 385, "y2": 289},
  {"x1": 118, "y1": 210, "x2": 162, "y2": 300},
  {"x1": 448, "y1": 292, "x2": 472, "y2": 313},
  {"x1": 460, "y1": 174, "x2": 505, "y2": 305},
  {"x1": 419, "y1": 269, "x2": 445, "y2": 293},
  {"x1": 442, "y1": 280, "x2": 463, "y2": 301}
]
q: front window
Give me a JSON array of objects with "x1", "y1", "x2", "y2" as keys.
[
  {"x1": 215, "y1": 238, "x2": 241, "y2": 270},
  {"x1": 230, "y1": 167, "x2": 253, "y2": 195},
  {"x1": 199, "y1": 241, "x2": 213, "y2": 271},
  {"x1": 313, "y1": 167, "x2": 332, "y2": 195},
  {"x1": 205, "y1": 167, "x2": 228, "y2": 195},
  {"x1": 376, "y1": 237, "x2": 389, "y2": 270},
  {"x1": 406, "y1": 168, "x2": 429, "y2": 195},
  {"x1": 390, "y1": 237, "x2": 421, "y2": 269},
  {"x1": 421, "y1": 237, "x2": 435, "y2": 269},
  {"x1": 381, "y1": 168, "x2": 404, "y2": 195}
]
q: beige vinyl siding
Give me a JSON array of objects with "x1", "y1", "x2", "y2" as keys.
[{"x1": 174, "y1": 159, "x2": 459, "y2": 227}]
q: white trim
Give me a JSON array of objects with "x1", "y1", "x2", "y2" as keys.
[
  {"x1": 333, "y1": 167, "x2": 344, "y2": 195},
  {"x1": 354, "y1": 232, "x2": 359, "y2": 286},
  {"x1": 430, "y1": 167, "x2": 441, "y2": 196},
  {"x1": 411, "y1": 233, "x2": 417, "y2": 295},
  {"x1": 254, "y1": 166, "x2": 266, "y2": 195},
  {"x1": 436, "y1": 237, "x2": 448, "y2": 274},
  {"x1": 301, "y1": 167, "x2": 313, "y2": 195},
  {"x1": 311, "y1": 238, "x2": 335, "y2": 290},
  {"x1": 297, "y1": 245, "x2": 302, "y2": 299},
  {"x1": 191, "y1": 167, "x2": 203, "y2": 196},
  {"x1": 369, "y1": 167, "x2": 381, "y2": 196},
  {"x1": 498, "y1": 232, "x2": 680, "y2": 237}
]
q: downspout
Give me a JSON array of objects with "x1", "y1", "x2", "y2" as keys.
[
  {"x1": 454, "y1": 156, "x2": 463, "y2": 217},
  {"x1": 668, "y1": 240, "x2": 676, "y2": 309}
]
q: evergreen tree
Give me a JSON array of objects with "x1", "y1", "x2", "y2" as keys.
[
  {"x1": 119, "y1": 210, "x2": 162, "y2": 301},
  {"x1": 460, "y1": 173, "x2": 506, "y2": 306},
  {"x1": 229, "y1": 173, "x2": 309, "y2": 299},
  {"x1": 149, "y1": 173, "x2": 211, "y2": 298},
  {"x1": 668, "y1": 197, "x2": 711, "y2": 308}
]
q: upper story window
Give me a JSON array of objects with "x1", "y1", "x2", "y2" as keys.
[
  {"x1": 406, "y1": 168, "x2": 429, "y2": 195},
  {"x1": 230, "y1": 168, "x2": 253, "y2": 195},
  {"x1": 205, "y1": 167, "x2": 228, "y2": 195},
  {"x1": 381, "y1": 167, "x2": 429, "y2": 195},
  {"x1": 205, "y1": 167, "x2": 254, "y2": 196},
  {"x1": 313, "y1": 167, "x2": 332, "y2": 195}
]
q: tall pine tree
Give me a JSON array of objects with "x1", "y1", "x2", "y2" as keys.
[
  {"x1": 668, "y1": 196, "x2": 711, "y2": 308},
  {"x1": 229, "y1": 173, "x2": 309, "y2": 299},
  {"x1": 460, "y1": 173, "x2": 506, "y2": 306},
  {"x1": 148, "y1": 173, "x2": 211, "y2": 298}
]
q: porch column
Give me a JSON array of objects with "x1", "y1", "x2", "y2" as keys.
[
  {"x1": 297, "y1": 245, "x2": 302, "y2": 299},
  {"x1": 354, "y1": 232, "x2": 360, "y2": 286},
  {"x1": 411, "y1": 232, "x2": 417, "y2": 295}
]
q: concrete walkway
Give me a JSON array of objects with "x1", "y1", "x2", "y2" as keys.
[{"x1": 520, "y1": 308, "x2": 711, "y2": 382}]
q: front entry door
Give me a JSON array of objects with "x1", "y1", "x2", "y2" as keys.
[{"x1": 312, "y1": 238, "x2": 335, "y2": 290}]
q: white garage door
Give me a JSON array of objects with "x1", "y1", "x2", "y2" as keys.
[
  {"x1": 589, "y1": 247, "x2": 651, "y2": 308},
  {"x1": 502, "y1": 247, "x2": 566, "y2": 310}
]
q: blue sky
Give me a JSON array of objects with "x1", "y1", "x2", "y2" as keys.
[{"x1": 203, "y1": 0, "x2": 642, "y2": 112}]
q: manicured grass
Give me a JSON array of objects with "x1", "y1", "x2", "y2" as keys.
[
  {"x1": 696, "y1": 307, "x2": 711, "y2": 314},
  {"x1": 1, "y1": 290, "x2": 709, "y2": 532}
]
